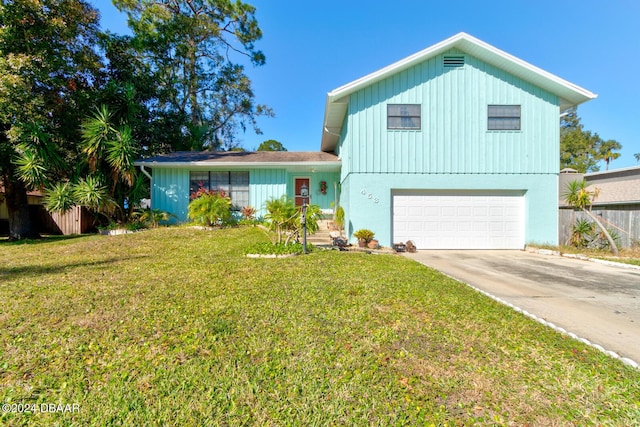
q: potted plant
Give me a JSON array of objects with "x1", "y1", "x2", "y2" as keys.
[{"x1": 353, "y1": 229, "x2": 375, "y2": 248}]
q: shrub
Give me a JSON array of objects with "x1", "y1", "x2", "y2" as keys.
[
  {"x1": 133, "y1": 208, "x2": 176, "y2": 228},
  {"x1": 241, "y1": 205, "x2": 256, "y2": 220},
  {"x1": 569, "y1": 218, "x2": 620, "y2": 250},
  {"x1": 570, "y1": 219, "x2": 595, "y2": 248},
  {"x1": 264, "y1": 196, "x2": 321, "y2": 244},
  {"x1": 187, "y1": 190, "x2": 232, "y2": 227}
]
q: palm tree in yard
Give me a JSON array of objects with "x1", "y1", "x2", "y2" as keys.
[{"x1": 563, "y1": 179, "x2": 618, "y2": 255}]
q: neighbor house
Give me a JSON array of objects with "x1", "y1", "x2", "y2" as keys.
[{"x1": 136, "y1": 32, "x2": 596, "y2": 249}]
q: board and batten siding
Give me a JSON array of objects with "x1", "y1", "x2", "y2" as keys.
[
  {"x1": 151, "y1": 168, "x2": 288, "y2": 221},
  {"x1": 250, "y1": 169, "x2": 287, "y2": 216},
  {"x1": 340, "y1": 48, "x2": 560, "y2": 177},
  {"x1": 151, "y1": 168, "x2": 190, "y2": 221},
  {"x1": 151, "y1": 167, "x2": 340, "y2": 221}
]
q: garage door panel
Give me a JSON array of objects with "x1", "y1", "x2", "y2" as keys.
[
  {"x1": 393, "y1": 191, "x2": 524, "y2": 249},
  {"x1": 442, "y1": 207, "x2": 456, "y2": 216}
]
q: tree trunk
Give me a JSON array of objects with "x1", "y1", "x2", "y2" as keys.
[
  {"x1": 582, "y1": 208, "x2": 618, "y2": 256},
  {"x1": 4, "y1": 175, "x2": 40, "y2": 240}
]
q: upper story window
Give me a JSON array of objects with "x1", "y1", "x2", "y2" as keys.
[
  {"x1": 189, "y1": 171, "x2": 249, "y2": 209},
  {"x1": 387, "y1": 104, "x2": 421, "y2": 130},
  {"x1": 488, "y1": 105, "x2": 521, "y2": 130}
]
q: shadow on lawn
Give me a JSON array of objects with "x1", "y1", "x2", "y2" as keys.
[
  {"x1": 0, "y1": 255, "x2": 149, "y2": 281},
  {"x1": 0, "y1": 234, "x2": 91, "y2": 245}
]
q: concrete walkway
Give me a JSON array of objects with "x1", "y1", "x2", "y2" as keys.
[{"x1": 404, "y1": 250, "x2": 640, "y2": 366}]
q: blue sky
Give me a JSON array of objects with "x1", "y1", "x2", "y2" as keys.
[{"x1": 92, "y1": 0, "x2": 640, "y2": 169}]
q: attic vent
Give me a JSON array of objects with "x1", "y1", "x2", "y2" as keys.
[{"x1": 444, "y1": 55, "x2": 465, "y2": 68}]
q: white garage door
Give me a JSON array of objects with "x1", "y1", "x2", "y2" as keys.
[{"x1": 392, "y1": 191, "x2": 525, "y2": 249}]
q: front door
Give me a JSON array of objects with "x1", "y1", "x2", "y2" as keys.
[{"x1": 294, "y1": 178, "x2": 310, "y2": 207}]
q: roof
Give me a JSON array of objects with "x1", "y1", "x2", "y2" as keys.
[
  {"x1": 321, "y1": 32, "x2": 597, "y2": 152},
  {"x1": 135, "y1": 150, "x2": 341, "y2": 171},
  {"x1": 585, "y1": 165, "x2": 640, "y2": 206}
]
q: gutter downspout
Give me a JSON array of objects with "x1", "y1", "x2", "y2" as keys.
[
  {"x1": 140, "y1": 165, "x2": 152, "y2": 180},
  {"x1": 139, "y1": 165, "x2": 153, "y2": 209}
]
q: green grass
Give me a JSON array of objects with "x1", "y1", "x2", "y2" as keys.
[{"x1": 1, "y1": 228, "x2": 639, "y2": 426}]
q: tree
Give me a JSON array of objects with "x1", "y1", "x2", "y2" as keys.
[
  {"x1": 635, "y1": 153, "x2": 640, "y2": 163},
  {"x1": 560, "y1": 109, "x2": 601, "y2": 173},
  {"x1": 562, "y1": 179, "x2": 618, "y2": 255},
  {"x1": 560, "y1": 109, "x2": 623, "y2": 172},
  {"x1": 257, "y1": 139, "x2": 287, "y2": 152},
  {"x1": 0, "y1": 0, "x2": 102, "y2": 239},
  {"x1": 113, "y1": 0, "x2": 273, "y2": 151},
  {"x1": 598, "y1": 139, "x2": 622, "y2": 170}
]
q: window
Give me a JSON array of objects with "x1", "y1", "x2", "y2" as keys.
[
  {"x1": 189, "y1": 171, "x2": 249, "y2": 209},
  {"x1": 387, "y1": 104, "x2": 421, "y2": 130},
  {"x1": 488, "y1": 105, "x2": 521, "y2": 130}
]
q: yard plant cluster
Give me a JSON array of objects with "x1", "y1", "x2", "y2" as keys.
[{"x1": 1, "y1": 227, "x2": 639, "y2": 426}]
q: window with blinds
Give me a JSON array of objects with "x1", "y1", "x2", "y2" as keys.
[
  {"x1": 488, "y1": 105, "x2": 521, "y2": 130},
  {"x1": 189, "y1": 171, "x2": 249, "y2": 209}
]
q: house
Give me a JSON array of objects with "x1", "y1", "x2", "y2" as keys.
[
  {"x1": 136, "y1": 32, "x2": 596, "y2": 249},
  {"x1": 559, "y1": 166, "x2": 640, "y2": 247},
  {"x1": 135, "y1": 150, "x2": 341, "y2": 218}
]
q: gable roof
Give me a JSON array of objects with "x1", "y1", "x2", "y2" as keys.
[
  {"x1": 135, "y1": 150, "x2": 341, "y2": 171},
  {"x1": 321, "y1": 32, "x2": 597, "y2": 152}
]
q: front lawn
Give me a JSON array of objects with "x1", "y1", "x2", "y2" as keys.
[{"x1": 1, "y1": 227, "x2": 639, "y2": 425}]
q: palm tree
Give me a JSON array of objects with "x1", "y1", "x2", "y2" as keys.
[
  {"x1": 81, "y1": 105, "x2": 116, "y2": 172},
  {"x1": 635, "y1": 153, "x2": 640, "y2": 163},
  {"x1": 264, "y1": 196, "x2": 299, "y2": 244},
  {"x1": 79, "y1": 105, "x2": 141, "y2": 222},
  {"x1": 13, "y1": 122, "x2": 63, "y2": 189},
  {"x1": 562, "y1": 179, "x2": 618, "y2": 255},
  {"x1": 598, "y1": 139, "x2": 621, "y2": 170}
]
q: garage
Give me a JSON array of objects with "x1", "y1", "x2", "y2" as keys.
[{"x1": 392, "y1": 190, "x2": 525, "y2": 249}]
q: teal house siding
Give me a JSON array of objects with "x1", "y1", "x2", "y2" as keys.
[
  {"x1": 322, "y1": 33, "x2": 596, "y2": 249},
  {"x1": 250, "y1": 169, "x2": 287, "y2": 216},
  {"x1": 337, "y1": 50, "x2": 562, "y2": 246},
  {"x1": 149, "y1": 165, "x2": 340, "y2": 222},
  {"x1": 151, "y1": 168, "x2": 190, "y2": 222},
  {"x1": 343, "y1": 49, "x2": 560, "y2": 176},
  {"x1": 252, "y1": 169, "x2": 340, "y2": 216}
]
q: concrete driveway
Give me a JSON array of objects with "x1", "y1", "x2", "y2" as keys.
[{"x1": 405, "y1": 250, "x2": 640, "y2": 364}]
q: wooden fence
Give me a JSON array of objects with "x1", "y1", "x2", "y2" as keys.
[
  {"x1": 37, "y1": 205, "x2": 95, "y2": 235},
  {"x1": 559, "y1": 205, "x2": 640, "y2": 248}
]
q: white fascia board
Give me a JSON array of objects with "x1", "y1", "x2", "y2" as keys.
[{"x1": 328, "y1": 32, "x2": 597, "y2": 103}]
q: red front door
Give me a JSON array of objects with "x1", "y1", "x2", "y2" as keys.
[{"x1": 294, "y1": 178, "x2": 310, "y2": 207}]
